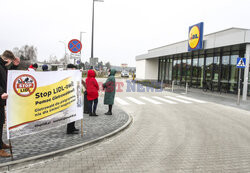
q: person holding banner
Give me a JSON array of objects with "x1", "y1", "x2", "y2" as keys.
[
  {"x1": 66, "y1": 64, "x2": 79, "y2": 134},
  {"x1": 0, "y1": 50, "x2": 20, "y2": 157},
  {"x1": 86, "y1": 69, "x2": 99, "y2": 116}
]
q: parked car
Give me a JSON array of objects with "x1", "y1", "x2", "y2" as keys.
[{"x1": 121, "y1": 71, "x2": 129, "y2": 77}]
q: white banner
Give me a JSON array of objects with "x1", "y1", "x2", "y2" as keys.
[{"x1": 6, "y1": 70, "x2": 83, "y2": 139}]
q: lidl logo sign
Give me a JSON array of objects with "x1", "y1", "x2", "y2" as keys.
[{"x1": 188, "y1": 22, "x2": 204, "y2": 51}]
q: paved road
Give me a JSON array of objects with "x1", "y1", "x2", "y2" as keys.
[
  {"x1": 10, "y1": 79, "x2": 250, "y2": 172},
  {"x1": 0, "y1": 96, "x2": 129, "y2": 164}
]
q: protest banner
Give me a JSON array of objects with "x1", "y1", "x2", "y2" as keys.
[{"x1": 6, "y1": 70, "x2": 83, "y2": 139}]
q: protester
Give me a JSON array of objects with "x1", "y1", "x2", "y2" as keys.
[
  {"x1": 66, "y1": 64, "x2": 79, "y2": 134},
  {"x1": 42, "y1": 64, "x2": 49, "y2": 71},
  {"x1": 86, "y1": 69, "x2": 99, "y2": 116},
  {"x1": 28, "y1": 63, "x2": 38, "y2": 71},
  {"x1": 103, "y1": 69, "x2": 116, "y2": 115},
  {"x1": 82, "y1": 79, "x2": 89, "y2": 114},
  {"x1": 0, "y1": 50, "x2": 20, "y2": 157}
]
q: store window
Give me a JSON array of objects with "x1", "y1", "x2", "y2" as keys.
[
  {"x1": 165, "y1": 58, "x2": 169, "y2": 82},
  {"x1": 173, "y1": 57, "x2": 178, "y2": 83},
  {"x1": 198, "y1": 54, "x2": 204, "y2": 88},
  {"x1": 221, "y1": 52, "x2": 230, "y2": 92},
  {"x1": 205, "y1": 54, "x2": 213, "y2": 90},
  {"x1": 192, "y1": 56, "x2": 199, "y2": 87},
  {"x1": 177, "y1": 57, "x2": 181, "y2": 84},
  {"x1": 169, "y1": 58, "x2": 173, "y2": 82},
  {"x1": 212, "y1": 53, "x2": 220, "y2": 91},
  {"x1": 230, "y1": 53, "x2": 239, "y2": 93},
  {"x1": 248, "y1": 62, "x2": 250, "y2": 95},
  {"x1": 165, "y1": 58, "x2": 173, "y2": 83},
  {"x1": 158, "y1": 59, "x2": 161, "y2": 81},
  {"x1": 161, "y1": 59, "x2": 165, "y2": 81},
  {"x1": 186, "y1": 55, "x2": 192, "y2": 85},
  {"x1": 181, "y1": 55, "x2": 187, "y2": 85}
]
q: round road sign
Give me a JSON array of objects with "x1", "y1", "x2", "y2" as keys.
[{"x1": 68, "y1": 39, "x2": 82, "y2": 53}]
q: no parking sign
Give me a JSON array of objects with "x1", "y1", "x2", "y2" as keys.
[{"x1": 68, "y1": 39, "x2": 82, "y2": 53}]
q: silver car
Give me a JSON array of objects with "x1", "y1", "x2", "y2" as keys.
[{"x1": 121, "y1": 71, "x2": 129, "y2": 77}]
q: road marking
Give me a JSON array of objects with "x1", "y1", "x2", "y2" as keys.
[
  {"x1": 140, "y1": 96, "x2": 162, "y2": 104},
  {"x1": 152, "y1": 96, "x2": 177, "y2": 104},
  {"x1": 126, "y1": 97, "x2": 145, "y2": 105},
  {"x1": 115, "y1": 97, "x2": 129, "y2": 105},
  {"x1": 164, "y1": 96, "x2": 192, "y2": 104},
  {"x1": 176, "y1": 96, "x2": 206, "y2": 103}
]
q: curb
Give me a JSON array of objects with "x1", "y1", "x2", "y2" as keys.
[{"x1": 0, "y1": 114, "x2": 133, "y2": 172}]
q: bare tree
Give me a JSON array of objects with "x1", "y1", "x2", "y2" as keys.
[
  {"x1": 49, "y1": 55, "x2": 59, "y2": 64},
  {"x1": 12, "y1": 45, "x2": 37, "y2": 61},
  {"x1": 105, "y1": 62, "x2": 111, "y2": 69},
  {"x1": 59, "y1": 53, "x2": 70, "y2": 65},
  {"x1": 12, "y1": 47, "x2": 20, "y2": 57},
  {"x1": 98, "y1": 61, "x2": 104, "y2": 70},
  {"x1": 85, "y1": 61, "x2": 90, "y2": 69}
]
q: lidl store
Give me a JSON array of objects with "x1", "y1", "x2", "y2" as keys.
[{"x1": 136, "y1": 24, "x2": 250, "y2": 100}]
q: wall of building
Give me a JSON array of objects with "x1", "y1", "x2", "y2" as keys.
[
  {"x1": 145, "y1": 58, "x2": 158, "y2": 80},
  {"x1": 136, "y1": 59, "x2": 158, "y2": 80},
  {"x1": 136, "y1": 60, "x2": 146, "y2": 79},
  {"x1": 204, "y1": 28, "x2": 247, "y2": 49},
  {"x1": 136, "y1": 28, "x2": 250, "y2": 61}
]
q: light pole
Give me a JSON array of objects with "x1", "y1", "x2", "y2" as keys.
[
  {"x1": 80, "y1": 31, "x2": 86, "y2": 57},
  {"x1": 91, "y1": 0, "x2": 104, "y2": 61},
  {"x1": 59, "y1": 41, "x2": 67, "y2": 68}
]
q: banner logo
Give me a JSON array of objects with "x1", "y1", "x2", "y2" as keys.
[{"x1": 13, "y1": 74, "x2": 37, "y2": 97}]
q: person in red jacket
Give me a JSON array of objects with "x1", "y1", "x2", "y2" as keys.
[{"x1": 86, "y1": 69, "x2": 99, "y2": 116}]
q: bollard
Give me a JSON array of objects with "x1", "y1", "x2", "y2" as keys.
[
  {"x1": 161, "y1": 79, "x2": 163, "y2": 91},
  {"x1": 237, "y1": 88, "x2": 240, "y2": 105},
  {"x1": 185, "y1": 82, "x2": 188, "y2": 94},
  {"x1": 172, "y1": 81, "x2": 174, "y2": 92}
]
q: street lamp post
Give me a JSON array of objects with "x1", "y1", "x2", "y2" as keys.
[
  {"x1": 91, "y1": 0, "x2": 103, "y2": 61},
  {"x1": 59, "y1": 41, "x2": 67, "y2": 68},
  {"x1": 80, "y1": 31, "x2": 86, "y2": 56}
]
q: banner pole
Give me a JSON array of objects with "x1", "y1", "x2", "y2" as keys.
[
  {"x1": 8, "y1": 139, "x2": 13, "y2": 161},
  {"x1": 81, "y1": 119, "x2": 83, "y2": 137}
]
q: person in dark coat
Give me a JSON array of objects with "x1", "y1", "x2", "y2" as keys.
[
  {"x1": 103, "y1": 69, "x2": 116, "y2": 115},
  {"x1": 42, "y1": 64, "x2": 49, "y2": 71},
  {"x1": 66, "y1": 64, "x2": 79, "y2": 134},
  {"x1": 0, "y1": 50, "x2": 20, "y2": 157},
  {"x1": 86, "y1": 70, "x2": 99, "y2": 116}
]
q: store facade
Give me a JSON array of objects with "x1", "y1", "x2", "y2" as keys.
[{"x1": 136, "y1": 27, "x2": 250, "y2": 100}]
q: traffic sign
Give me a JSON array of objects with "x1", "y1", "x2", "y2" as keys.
[
  {"x1": 76, "y1": 60, "x2": 81, "y2": 65},
  {"x1": 70, "y1": 52, "x2": 81, "y2": 59},
  {"x1": 236, "y1": 57, "x2": 246, "y2": 68},
  {"x1": 68, "y1": 39, "x2": 82, "y2": 53}
]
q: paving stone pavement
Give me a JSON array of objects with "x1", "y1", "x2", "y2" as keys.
[
  {"x1": 8, "y1": 89, "x2": 250, "y2": 173},
  {"x1": 0, "y1": 96, "x2": 129, "y2": 164}
]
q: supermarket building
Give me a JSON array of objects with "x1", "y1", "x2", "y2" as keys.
[{"x1": 135, "y1": 26, "x2": 250, "y2": 100}]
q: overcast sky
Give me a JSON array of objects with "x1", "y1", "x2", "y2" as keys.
[{"x1": 0, "y1": 0, "x2": 250, "y2": 66}]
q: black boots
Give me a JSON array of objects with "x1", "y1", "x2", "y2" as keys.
[
  {"x1": 105, "y1": 112, "x2": 112, "y2": 115},
  {"x1": 89, "y1": 112, "x2": 98, "y2": 116},
  {"x1": 105, "y1": 105, "x2": 113, "y2": 115}
]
